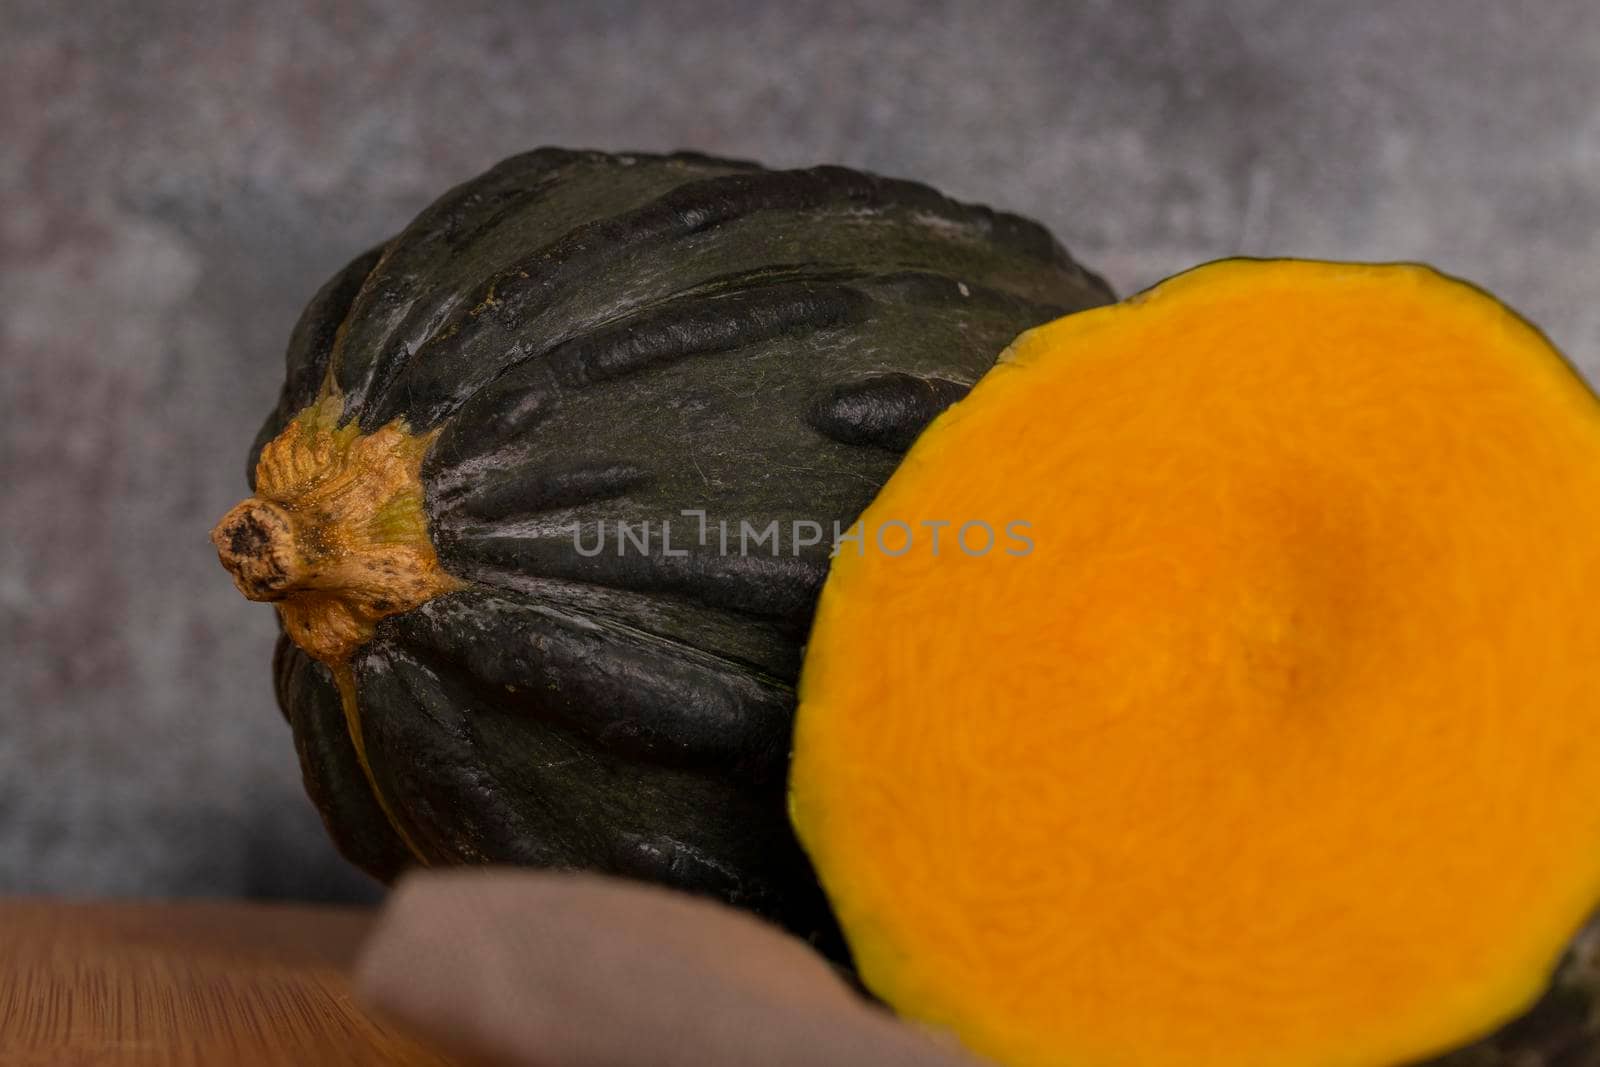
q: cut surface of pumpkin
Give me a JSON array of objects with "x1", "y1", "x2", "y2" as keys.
[{"x1": 789, "y1": 259, "x2": 1600, "y2": 1067}]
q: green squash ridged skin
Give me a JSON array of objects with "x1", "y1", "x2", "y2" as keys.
[{"x1": 250, "y1": 148, "x2": 1112, "y2": 952}]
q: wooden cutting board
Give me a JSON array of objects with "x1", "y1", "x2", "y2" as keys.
[{"x1": 0, "y1": 898, "x2": 457, "y2": 1066}]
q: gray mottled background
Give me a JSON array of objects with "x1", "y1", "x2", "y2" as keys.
[{"x1": 2, "y1": 0, "x2": 1597, "y2": 904}]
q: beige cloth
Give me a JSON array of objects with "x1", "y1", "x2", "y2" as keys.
[{"x1": 357, "y1": 870, "x2": 981, "y2": 1067}]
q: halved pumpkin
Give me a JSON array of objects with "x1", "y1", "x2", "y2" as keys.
[{"x1": 790, "y1": 259, "x2": 1600, "y2": 1067}]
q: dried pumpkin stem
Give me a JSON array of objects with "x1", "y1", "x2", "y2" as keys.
[
  {"x1": 212, "y1": 498, "x2": 304, "y2": 601},
  {"x1": 209, "y1": 396, "x2": 461, "y2": 665}
]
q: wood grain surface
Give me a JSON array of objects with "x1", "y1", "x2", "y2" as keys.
[{"x1": 0, "y1": 898, "x2": 457, "y2": 1066}]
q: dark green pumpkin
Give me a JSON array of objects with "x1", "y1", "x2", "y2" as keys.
[{"x1": 239, "y1": 148, "x2": 1112, "y2": 948}]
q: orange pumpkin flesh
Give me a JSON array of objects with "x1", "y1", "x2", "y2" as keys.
[{"x1": 789, "y1": 260, "x2": 1600, "y2": 1067}]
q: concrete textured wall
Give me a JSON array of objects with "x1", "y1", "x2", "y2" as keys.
[{"x1": 2, "y1": 0, "x2": 1597, "y2": 903}]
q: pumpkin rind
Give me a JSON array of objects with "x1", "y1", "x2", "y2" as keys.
[{"x1": 238, "y1": 148, "x2": 1112, "y2": 945}]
